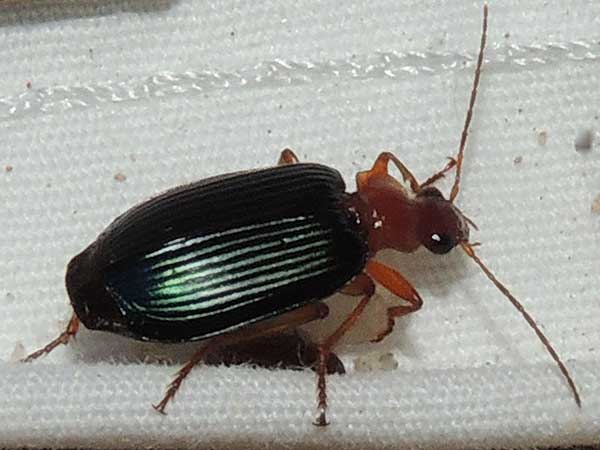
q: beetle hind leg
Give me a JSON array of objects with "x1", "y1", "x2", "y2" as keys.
[
  {"x1": 153, "y1": 342, "x2": 214, "y2": 414},
  {"x1": 277, "y1": 148, "x2": 300, "y2": 165},
  {"x1": 22, "y1": 313, "x2": 80, "y2": 362},
  {"x1": 153, "y1": 302, "x2": 330, "y2": 414}
]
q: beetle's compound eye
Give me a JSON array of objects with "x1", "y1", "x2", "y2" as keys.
[
  {"x1": 417, "y1": 190, "x2": 462, "y2": 254},
  {"x1": 426, "y1": 232, "x2": 456, "y2": 254}
]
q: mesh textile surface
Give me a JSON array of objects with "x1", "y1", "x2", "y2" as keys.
[{"x1": 1, "y1": 1, "x2": 599, "y2": 448}]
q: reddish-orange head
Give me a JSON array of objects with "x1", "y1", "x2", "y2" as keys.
[{"x1": 415, "y1": 186, "x2": 470, "y2": 254}]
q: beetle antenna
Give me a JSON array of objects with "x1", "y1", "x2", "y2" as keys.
[
  {"x1": 450, "y1": 4, "x2": 488, "y2": 203},
  {"x1": 460, "y1": 242, "x2": 582, "y2": 408}
]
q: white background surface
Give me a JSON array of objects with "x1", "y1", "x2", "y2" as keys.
[{"x1": 1, "y1": 1, "x2": 599, "y2": 448}]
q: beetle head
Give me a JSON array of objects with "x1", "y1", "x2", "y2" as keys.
[{"x1": 415, "y1": 186, "x2": 470, "y2": 254}]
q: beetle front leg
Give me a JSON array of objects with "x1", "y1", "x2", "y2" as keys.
[
  {"x1": 22, "y1": 313, "x2": 80, "y2": 362},
  {"x1": 365, "y1": 260, "x2": 423, "y2": 342},
  {"x1": 356, "y1": 152, "x2": 421, "y2": 193},
  {"x1": 153, "y1": 302, "x2": 330, "y2": 414},
  {"x1": 315, "y1": 273, "x2": 375, "y2": 426},
  {"x1": 277, "y1": 148, "x2": 300, "y2": 165}
]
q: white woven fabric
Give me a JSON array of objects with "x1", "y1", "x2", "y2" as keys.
[{"x1": 1, "y1": 1, "x2": 599, "y2": 448}]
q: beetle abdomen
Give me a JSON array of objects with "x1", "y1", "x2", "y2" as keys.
[{"x1": 70, "y1": 163, "x2": 368, "y2": 342}]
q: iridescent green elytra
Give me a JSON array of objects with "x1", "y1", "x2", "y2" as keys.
[{"x1": 67, "y1": 163, "x2": 368, "y2": 342}]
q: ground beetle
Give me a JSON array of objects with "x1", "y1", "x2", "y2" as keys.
[{"x1": 23, "y1": 5, "x2": 581, "y2": 426}]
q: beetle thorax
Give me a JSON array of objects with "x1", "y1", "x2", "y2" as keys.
[{"x1": 351, "y1": 175, "x2": 421, "y2": 254}]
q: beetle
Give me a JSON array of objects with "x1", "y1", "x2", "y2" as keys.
[{"x1": 23, "y1": 5, "x2": 580, "y2": 426}]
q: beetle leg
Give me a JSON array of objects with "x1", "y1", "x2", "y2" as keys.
[
  {"x1": 420, "y1": 157, "x2": 457, "y2": 188},
  {"x1": 152, "y1": 340, "x2": 215, "y2": 414},
  {"x1": 315, "y1": 273, "x2": 375, "y2": 426},
  {"x1": 153, "y1": 302, "x2": 329, "y2": 414},
  {"x1": 277, "y1": 148, "x2": 300, "y2": 165},
  {"x1": 22, "y1": 313, "x2": 80, "y2": 362},
  {"x1": 365, "y1": 260, "x2": 423, "y2": 343},
  {"x1": 356, "y1": 152, "x2": 421, "y2": 193}
]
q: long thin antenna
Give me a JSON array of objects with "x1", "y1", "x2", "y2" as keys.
[
  {"x1": 460, "y1": 242, "x2": 582, "y2": 408},
  {"x1": 450, "y1": 4, "x2": 488, "y2": 203}
]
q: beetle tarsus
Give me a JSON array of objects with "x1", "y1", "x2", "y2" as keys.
[
  {"x1": 21, "y1": 314, "x2": 80, "y2": 362},
  {"x1": 314, "y1": 347, "x2": 329, "y2": 427},
  {"x1": 154, "y1": 345, "x2": 209, "y2": 414},
  {"x1": 152, "y1": 403, "x2": 168, "y2": 415},
  {"x1": 313, "y1": 406, "x2": 329, "y2": 427}
]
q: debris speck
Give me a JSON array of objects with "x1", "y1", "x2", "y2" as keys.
[
  {"x1": 26, "y1": 81, "x2": 32, "y2": 89},
  {"x1": 354, "y1": 351, "x2": 398, "y2": 372},
  {"x1": 591, "y1": 194, "x2": 600, "y2": 214},
  {"x1": 537, "y1": 130, "x2": 548, "y2": 146},
  {"x1": 513, "y1": 155, "x2": 523, "y2": 165},
  {"x1": 10, "y1": 341, "x2": 26, "y2": 362},
  {"x1": 142, "y1": 353, "x2": 174, "y2": 365},
  {"x1": 575, "y1": 128, "x2": 594, "y2": 153},
  {"x1": 114, "y1": 172, "x2": 127, "y2": 182},
  {"x1": 4, "y1": 165, "x2": 13, "y2": 173},
  {"x1": 504, "y1": 32, "x2": 510, "y2": 39}
]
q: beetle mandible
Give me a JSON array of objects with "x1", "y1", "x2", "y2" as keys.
[{"x1": 23, "y1": 5, "x2": 581, "y2": 426}]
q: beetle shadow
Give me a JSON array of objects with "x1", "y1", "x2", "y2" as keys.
[
  {"x1": 71, "y1": 326, "x2": 345, "y2": 374},
  {"x1": 71, "y1": 328, "x2": 198, "y2": 365},
  {"x1": 0, "y1": 0, "x2": 177, "y2": 27}
]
